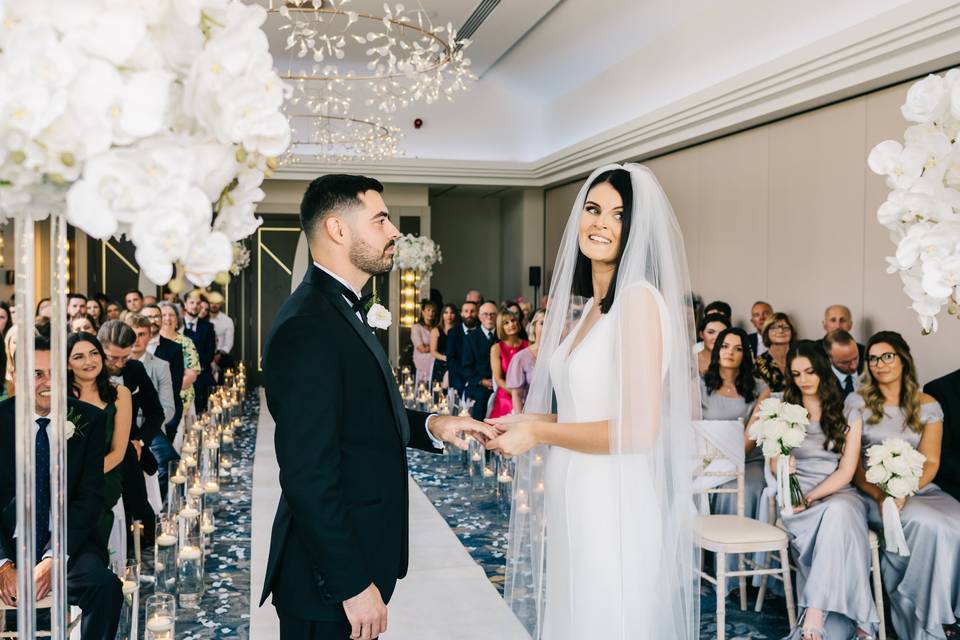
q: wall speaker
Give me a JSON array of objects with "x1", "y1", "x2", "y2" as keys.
[{"x1": 528, "y1": 266, "x2": 541, "y2": 288}]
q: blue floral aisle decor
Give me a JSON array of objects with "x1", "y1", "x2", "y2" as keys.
[{"x1": 407, "y1": 449, "x2": 792, "y2": 640}]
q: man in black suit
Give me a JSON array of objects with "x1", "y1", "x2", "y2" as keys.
[
  {"x1": 461, "y1": 301, "x2": 498, "y2": 421},
  {"x1": 444, "y1": 300, "x2": 479, "y2": 396},
  {"x1": 823, "y1": 329, "x2": 862, "y2": 399},
  {"x1": 746, "y1": 300, "x2": 772, "y2": 357},
  {"x1": 142, "y1": 303, "x2": 185, "y2": 441},
  {"x1": 98, "y1": 320, "x2": 165, "y2": 543},
  {"x1": 925, "y1": 368, "x2": 960, "y2": 502},
  {"x1": 183, "y1": 290, "x2": 217, "y2": 413},
  {"x1": 261, "y1": 174, "x2": 494, "y2": 640},
  {"x1": 0, "y1": 335, "x2": 122, "y2": 639}
]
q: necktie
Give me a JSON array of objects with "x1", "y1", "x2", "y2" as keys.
[
  {"x1": 843, "y1": 375, "x2": 854, "y2": 396},
  {"x1": 36, "y1": 417, "x2": 51, "y2": 562}
]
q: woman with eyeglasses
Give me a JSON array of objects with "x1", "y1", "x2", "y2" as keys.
[
  {"x1": 847, "y1": 331, "x2": 960, "y2": 640},
  {"x1": 754, "y1": 312, "x2": 797, "y2": 393}
]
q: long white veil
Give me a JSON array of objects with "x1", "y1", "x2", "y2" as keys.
[{"x1": 503, "y1": 163, "x2": 701, "y2": 638}]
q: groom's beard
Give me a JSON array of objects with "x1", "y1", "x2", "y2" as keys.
[{"x1": 350, "y1": 237, "x2": 395, "y2": 275}]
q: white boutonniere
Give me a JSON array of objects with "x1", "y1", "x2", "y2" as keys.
[
  {"x1": 65, "y1": 420, "x2": 76, "y2": 441},
  {"x1": 367, "y1": 303, "x2": 392, "y2": 330}
]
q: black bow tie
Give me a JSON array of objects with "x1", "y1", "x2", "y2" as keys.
[{"x1": 338, "y1": 284, "x2": 373, "y2": 314}]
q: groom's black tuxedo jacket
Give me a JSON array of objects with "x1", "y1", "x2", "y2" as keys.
[
  {"x1": 925, "y1": 368, "x2": 960, "y2": 502},
  {"x1": 260, "y1": 265, "x2": 441, "y2": 622}
]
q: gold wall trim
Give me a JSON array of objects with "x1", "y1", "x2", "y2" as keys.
[
  {"x1": 256, "y1": 227, "x2": 299, "y2": 372},
  {"x1": 259, "y1": 242, "x2": 292, "y2": 276},
  {"x1": 104, "y1": 240, "x2": 140, "y2": 274}
]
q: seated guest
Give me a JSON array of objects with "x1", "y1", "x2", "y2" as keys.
[
  {"x1": 849, "y1": 332, "x2": 960, "y2": 640},
  {"x1": 489, "y1": 308, "x2": 529, "y2": 419},
  {"x1": 779, "y1": 341, "x2": 878, "y2": 640},
  {"x1": 696, "y1": 312, "x2": 731, "y2": 375},
  {"x1": 105, "y1": 302, "x2": 122, "y2": 321},
  {"x1": 67, "y1": 332, "x2": 132, "y2": 553},
  {"x1": 411, "y1": 300, "x2": 437, "y2": 388},
  {"x1": 704, "y1": 299, "x2": 732, "y2": 319},
  {"x1": 0, "y1": 334, "x2": 122, "y2": 639},
  {"x1": 142, "y1": 295, "x2": 158, "y2": 307},
  {"x1": 823, "y1": 329, "x2": 860, "y2": 399},
  {"x1": 746, "y1": 300, "x2": 773, "y2": 357},
  {"x1": 462, "y1": 302, "x2": 498, "y2": 420},
  {"x1": 445, "y1": 300, "x2": 478, "y2": 396},
  {"x1": 924, "y1": 367, "x2": 960, "y2": 501},
  {"x1": 507, "y1": 309, "x2": 545, "y2": 413},
  {"x1": 429, "y1": 303, "x2": 458, "y2": 389},
  {"x1": 821, "y1": 304, "x2": 865, "y2": 368},
  {"x1": 504, "y1": 300, "x2": 529, "y2": 341},
  {"x1": 157, "y1": 301, "x2": 202, "y2": 428},
  {"x1": 465, "y1": 290, "x2": 482, "y2": 306},
  {"x1": 70, "y1": 313, "x2": 98, "y2": 334},
  {"x1": 123, "y1": 289, "x2": 143, "y2": 314},
  {"x1": 141, "y1": 303, "x2": 185, "y2": 441},
  {"x1": 66, "y1": 293, "x2": 88, "y2": 320},
  {"x1": 182, "y1": 290, "x2": 216, "y2": 413},
  {"x1": 702, "y1": 328, "x2": 767, "y2": 521},
  {"x1": 85, "y1": 298, "x2": 105, "y2": 326},
  {"x1": 754, "y1": 312, "x2": 796, "y2": 393}
]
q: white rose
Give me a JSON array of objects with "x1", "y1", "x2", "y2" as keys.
[
  {"x1": 885, "y1": 475, "x2": 913, "y2": 499},
  {"x1": 781, "y1": 425, "x2": 806, "y2": 449},
  {"x1": 865, "y1": 463, "x2": 892, "y2": 485},
  {"x1": 762, "y1": 439, "x2": 782, "y2": 460},
  {"x1": 64, "y1": 420, "x2": 76, "y2": 441},
  {"x1": 901, "y1": 74, "x2": 950, "y2": 123},
  {"x1": 780, "y1": 402, "x2": 810, "y2": 426},
  {"x1": 866, "y1": 443, "x2": 891, "y2": 467},
  {"x1": 367, "y1": 303, "x2": 392, "y2": 330},
  {"x1": 757, "y1": 397, "x2": 783, "y2": 419},
  {"x1": 885, "y1": 454, "x2": 912, "y2": 477}
]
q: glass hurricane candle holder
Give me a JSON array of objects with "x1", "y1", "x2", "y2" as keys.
[
  {"x1": 144, "y1": 593, "x2": 176, "y2": 640},
  {"x1": 177, "y1": 534, "x2": 204, "y2": 608},
  {"x1": 115, "y1": 558, "x2": 140, "y2": 640},
  {"x1": 155, "y1": 517, "x2": 178, "y2": 595}
]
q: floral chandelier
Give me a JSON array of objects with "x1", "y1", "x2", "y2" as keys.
[{"x1": 268, "y1": 0, "x2": 474, "y2": 161}]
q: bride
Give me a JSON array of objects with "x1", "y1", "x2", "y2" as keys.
[{"x1": 486, "y1": 164, "x2": 700, "y2": 639}]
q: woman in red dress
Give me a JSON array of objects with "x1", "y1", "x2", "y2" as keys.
[{"x1": 489, "y1": 307, "x2": 529, "y2": 419}]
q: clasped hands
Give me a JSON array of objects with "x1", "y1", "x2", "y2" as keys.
[
  {"x1": 428, "y1": 414, "x2": 541, "y2": 457},
  {"x1": 0, "y1": 557, "x2": 54, "y2": 606}
]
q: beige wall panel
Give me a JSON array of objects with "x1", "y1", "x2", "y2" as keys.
[
  {"x1": 863, "y1": 83, "x2": 958, "y2": 383},
  {"x1": 696, "y1": 128, "x2": 770, "y2": 328},
  {"x1": 645, "y1": 148, "x2": 702, "y2": 286},
  {"x1": 430, "y1": 196, "x2": 502, "y2": 303},
  {"x1": 544, "y1": 180, "x2": 582, "y2": 292},
  {"x1": 767, "y1": 99, "x2": 867, "y2": 342}
]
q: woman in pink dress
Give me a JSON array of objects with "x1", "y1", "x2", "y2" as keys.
[
  {"x1": 411, "y1": 300, "x2": 437, "y2": 387},
  {"x1": 490, "y1": 307, "x2": 529, "y2": 419}
]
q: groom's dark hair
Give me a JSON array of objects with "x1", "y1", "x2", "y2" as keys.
[{"x1": 300, "y1": 174, "x2": 385, "y2": 238}]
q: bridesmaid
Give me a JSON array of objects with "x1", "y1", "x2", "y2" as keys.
[
  {"x1": 696, "y1": 312, "x2": 730, "y2": 375},
  {"x1": 489, "y1": 307, "x2": 528, "y2": 419},
  {"x1": 411, "y1": 300, "x2": 437, "y2": 388},
  {"x1": 429, "y1": 303, "x2": 458, "y2": 389},
  {"x1": 701, "y1": 327, "x2": 767, "y2": 519},
  {"x1": 848, "y1": 331, "x2": 960, "y2": 640},
  {"x1": 778, "y1": 341, "x2": 878, "y2": 640}
]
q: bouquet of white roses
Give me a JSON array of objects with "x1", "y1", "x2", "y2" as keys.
[
  {"x1": 748, "y1": 398, "x2": 809, "y2": 514},
  {"x1": 865, "y1": 437, "x2": 926, "y2": 555},
  {"x1": 393, "y1": 234, "x2": 443, "y2": 278}
]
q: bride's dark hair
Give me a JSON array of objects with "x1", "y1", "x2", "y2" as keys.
[{"x1": 571, "y1": 168, "x2": 633, "y2": 313}]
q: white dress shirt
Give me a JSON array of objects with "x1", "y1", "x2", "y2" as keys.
[
  {"x1": 832, "y1": 365, "x2": 858, "y2": 393},
  {"x1": 312, "y1": 262, "x2": 444, "y2": 448},
  {"x1": 210, "y1": 312, "x2": 235, "y2": 354}
]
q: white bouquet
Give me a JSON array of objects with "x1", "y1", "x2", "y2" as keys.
[
  {"x1": 867, "y1": 68, "x2": 960, "y2": 334},
  {"x1": 393, "y1": 234, "x2": 443, "y2": 278},
  {"x1": 865, "y1": 437, "x2": 926, "y2": 555},
  {"x1": 748, "y1": 398, "x2": 809, "y2": 513}
]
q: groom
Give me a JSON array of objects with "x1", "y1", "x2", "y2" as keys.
[{"x1": 261, "y1": 174, "x2": 495, "y2": 640}]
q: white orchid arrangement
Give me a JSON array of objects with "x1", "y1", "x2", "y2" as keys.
[
  {"x1": 865, "y1": 437, "x2": 925, "y2": 555},
  {"x1": 0, "y1": 0, "x2": 290, "y2": 287},
  {"x1": 867, "y1": 69, "x2": 960, "y2": 334},
  {"x1": 392, "y1": 234, "x2": 442, "y2": 277},
  {"x1": 748, "y1": 398, "x2": 809, "y2": 512}
]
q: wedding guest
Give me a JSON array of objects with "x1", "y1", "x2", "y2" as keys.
[
  {"x1": 462, "y1": 301, "x2": 498, "y2": 420},
  {"x1": 696, "y1": 312, "x2": 731, "y2": 375},
  {"x1": 36, "y1": 297, "x2": 52, "y2": 320},
  {"x1": 142, "y1": 304, "x2": 186, "y2": 441},
  {"x1": 507, "y1": 309, "x2": 545, "y2": 413},
  {"x1": 518, "y1": 299, "x2": 533, "y2": 326},
  {"x1": 779, "y1": 340, "x2": 878, "y2": 640},
  {"x1": 821, "y1": 304, "x2": 865, "y2": 367},
  {"x1": 823, "y1": 329, "x2": 860, "y2": 399},
  {"x1": 489, "y1": 308, "x2": 529, "y2": 419},
  {"x1": 182, "y1": 290, "x2": 216, "y2": 412},
  {"x1": 105, "y1": 302, "x2": 122, "y2": 321},
  {"x1": 704, "y1": 299, "x2": 732, "y2": 319},
  {"x1": 702, "y1": 328, "x2": 766, "y2": 522},
  {"x1": 746, "y1": 300, "x2": 773, "y2": 357},
  {"x1": 157, "y1": 301, "x2": 201, "y2": 426},
  {"x1": 445, "y1": 300, "x2": 478, "y2": 395},
  {"x1": 411, "y1": 300, "x2": 437, "y2": 387},
  {"x1": 66, "y1": 331, "x2": 131, "y2": 556},
  {"x1": 925, "y1": 367, "x2": 960, "y2": 502},
  {"x1": 143, "y1": 295, "x2": 157, "y2": 307},
  {"x1": 66, "y1": 293, "x2": 87, "y2": 319},
  {"x1": 0, "y1": 333, "x2": 122, "y2": 640},
  {"x1": 70, "y1": 313, "x2": 98, "y2": 334},
  {"x1": 0, "y1": 302, "x2": 9, "y2": 338},
  {"x1": 198, "y1": 299, "x2": 210, "y2": 320},
  {"x1": 85, "y1": 298, "x2": 105, "y2": 326},
  {"x1": 504, "y1": 300, "x2": 529, "y2": 341},
  {"x1": 429, "y1": 303, "x2": 458, "y2": 388},
  {"x1": 207, "y1": 291, "x2": 235, "y2": 378},
  {"x1": 465, "y1": 290, "x2": 482, "y2": 305},
  {"x1": 848, "y1": 331, "x2": 960, "y2": 640},
  {"x1": 755, "y1": 312, "x2": 796, "y2": 393},
  {"x1": 123, "y1": 289, "x2": 143, "y2": 313}
]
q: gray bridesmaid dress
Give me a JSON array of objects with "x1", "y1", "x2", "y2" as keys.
[
  {"x1": 846, "y1": 394, "x2": 960, "y2": 640},
  {"x1": 780, "y1": 419, "x2": 878, "y2": 639}
]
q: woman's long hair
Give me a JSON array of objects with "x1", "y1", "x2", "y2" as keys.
[
  {"x1": 784, "y1": 340, "x2": 847, "y2": 452},
  {"x1": 858, "y1": 331, "x2": 923, "y2": 432},
  {"x1": 439, "y1": 303, "x2": 458, "y2": 335},
  {"x1": 418, "y1": 299, "x2": 438, "y2": 329},
  {"x1": 703, "y1": 327, "x2": 757, "y2": 402},
  {"x1": 66, "y1": 332, "x2": 118, "y2": 403}
]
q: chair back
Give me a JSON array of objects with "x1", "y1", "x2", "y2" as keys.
[{"x1": 692, "y1": 419, "x2": 746, "y2": 516}]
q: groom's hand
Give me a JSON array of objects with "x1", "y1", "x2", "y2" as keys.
[
  {"x1": 428, "y1": 415, "x2": 498, "y2": 450},
  {"x1": 343, "y1": 583, "x2": 387, "y2": 640}
]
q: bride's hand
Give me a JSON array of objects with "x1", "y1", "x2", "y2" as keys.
[{"x1": 486, "y1": 422, "x2": 539, "y2": 457}]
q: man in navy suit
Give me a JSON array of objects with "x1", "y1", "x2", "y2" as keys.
[
  {"x1": 925, "y1": 368, "x2": 960, "y2": 502},
  {"x1": 444, "y1": 300, "x2": 478, "y2": 396},
  {"x1": 461, "y1": 302, "x2": 498, "y2": 421},
  {"x1": 183, "y1": 290, "x2": 216, "y2": 413}
]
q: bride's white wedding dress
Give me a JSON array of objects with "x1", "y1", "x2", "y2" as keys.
[{"x1": 542, "y1": 286, "x2": 671, "y2": 639}]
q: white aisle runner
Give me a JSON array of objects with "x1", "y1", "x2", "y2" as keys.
[{"x1": 251, "y1": 390, "x2": 530, "y2": 640}]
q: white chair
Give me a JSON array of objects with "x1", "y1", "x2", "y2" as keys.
[
  {"x1": 693, "y1": 431, "x2": 797, "y2": 640},
  {"x1": 0, "y1": 596, "x2": 81, "y2": 638}
]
